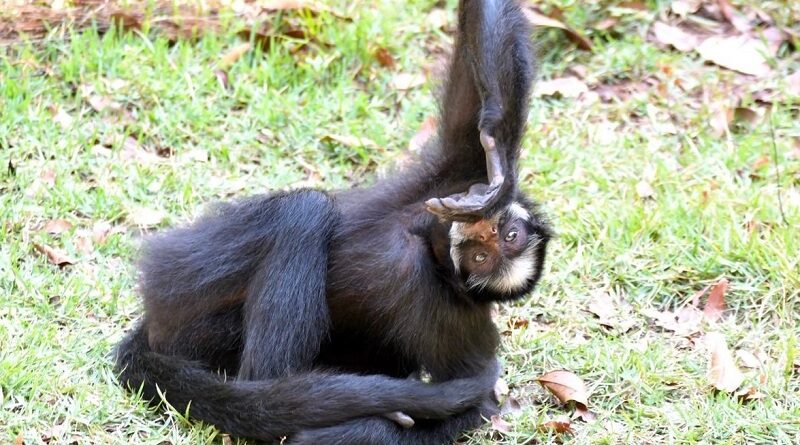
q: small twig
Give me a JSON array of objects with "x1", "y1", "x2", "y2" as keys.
[{"x1": 768, "y1": 112, "x2": 787, "y2": 225}]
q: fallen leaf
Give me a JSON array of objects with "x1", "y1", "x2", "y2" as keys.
[
  {"x1": 652, "y1": 22, "x2": 699, "y2": 52},
  {"x1": 120, "y1": 137, "x2": 162, "y2": 164},
  {"x1": 636, "y1": 180, "x2": 655, "y2": 198},
  {"x1": 523, "y1": 8, "x2": 592, "y2": 51},
  {"x1": 500, "y1": 395, "x2": 523, "y2": 416},
  {"x1": 709, "y1": 106, "x2": 730, "y2": 137},
  {"x1": 391, "y1": 73, "x2": 426, "y2": 91},
  {"x1": 535, "y1": 76, "x2": 588, "y2": 98},
  {"x1": 14, "y1": 432, "x2": 24, "y2": 445},
  {"x1": 537, "y1": 370, "x2": 590, "y2": 409},
  {"x1": 787, "y1": 72, "x2": 800, "y2": 97},
  {"x1": 696, "y1": 35, "x2": 772, "y2": 77},
  {"x1": 40, "y1": 169, "x2": 56, "y2": 187},
  {"x1": 490, "y1": 415, "x2": 512, "y2": 434},
  {"x1": 33, "y1": 243, "x2": 76, "y2": 267},
  {"x1": 129, "y1": 208, "x2": 165, "y2": 227},
  {"x1": 671, "y1": 0, "x2": 702, "y2": 16},
  {"x1": 321, "y1": 134, "x2": 381, "y2": 151},
  {"x1": 592, "y1": 18, "x2": 618, "y2": 31},
  {"x1": 219, "y1": 42, "x2": 252, "y2": 68},
  {"x1": 75, "y1": 235, "x2": 93, "y2": 254},
  {"x1": 736, "y1": 349, "x2": 762, "y2": 369},
  {"x1": 50, "y1": 105, "x2": 74, "y2": 128},
  {"x1": 706, "y1": 332, "x2": 745, "y2": 392},
  {"x1": 717, "y1": 0, "x2": 751, "y2": 33},
  {"x1": 586, "y1": 292, "x2": 615, "y2": 322},
  {"x1": 43, "y1": 219, "x2": 72, "y2": 234},
  {"x1": 374, "y1": 47, "x2": 395, "y2": 69},
  {"x1": 642, "y1": 306, "x2": 703, "y2": 336},
  {"x1": 735, "y1": 386, "x2": 765, "y2": 402},
  {"x1": 538, "y1": 416, "x2": 573, "y2": 434},
  {"x1": 751, "y1": 155, "x2": 770, "y2": 170},
  {"x1": 703, "y1": 278, "x2": 728, "y2": 322},
  {"x1": 92, "y1": 221, "x2": 113, "y2": 244},
  {"x1": 214, "y1": 69, "x2": 230, "y2": 90},
  {"x1": 408, "y1": 116, "x2": 437, "y2": 152},
  {"x1": 574, "y1": 405, "x2": 596, "y2": 422}
]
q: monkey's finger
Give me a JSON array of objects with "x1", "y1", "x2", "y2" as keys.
[{"x1": 382, "y1": 411, "x2": 415, "y2": 428}]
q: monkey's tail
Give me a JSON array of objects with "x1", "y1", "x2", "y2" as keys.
[{"x1": 115, "y1": 325, "x2": 490, "y2": 441}]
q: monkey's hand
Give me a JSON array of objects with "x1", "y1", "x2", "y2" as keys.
[
  {"x1": 382, "y1": 411, "x2": 415, "y2": 428},
  {"x1": 425, "y1": 131, "x2": 505, "y2": 221}
]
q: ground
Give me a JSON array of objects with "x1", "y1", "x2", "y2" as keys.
[{"x1": 1, "y1": 0, "x2": 799, "y2": 444}]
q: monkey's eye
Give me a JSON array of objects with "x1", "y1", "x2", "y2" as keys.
[
  {"x1": 473, "y1": 252, "x2": 488, "y2": 263},
  {"x1": 505, "y1": 230, "x2": 518, "y2": 242}
]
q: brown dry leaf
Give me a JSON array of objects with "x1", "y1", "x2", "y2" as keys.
[
  {"x1": 735, "y1": 386, "x2": 765, "y2": 402},
  {"x1": 374, "y1": 47, "x2": 395, "y2": 69},
  {"x1": 537, "y1": 370, "x2": 590, "y2": 408},
  {"x1": 736, "y1": 349, "x2": 762, "y2": 369},
  {"x1": 787, "y1": 72, "x2": 800, "y2": 97},
  {"x1": 703, "y1": 278, "x2": 728, "y2": 322},
  {"x1": 652, "y1": 22, "x2": 699, "y2": 52},
  {"x1": 50, "y1": 105, "x2": 74, "y2": 129},
  {"x1": 706, "y1": 332, "x2": 745, "y2": 392},
  {"x1": 636, "y1": 180, "x2": 655, "y2": 199},
  {"x1": 490, "y1": 415, "x2": 512, "y2": 434},
  {"x1": 391, "y1": 73, "x2": 427, "y2": 91},
  {"x1": 219, "y1": 42, "x2": 252, "y2": 69},
  {"x1": 408, "y1": 116, "x2": 438, "y2": 152},
  {"x1": 43, "y1": 219, "x2": 73, "y2": 234},
  {"x1": 535, "y1": 77, "x2": 588, "y2": 98},
  {"x1": 538, "y1": 416, "x2": 573, "y2": 435},
  {"x1": 500, "y1": 395, "x2": 523, "y2": 416},
  {"x1": 696, "y1": 35, "x2": 773, "y2": 77},
  {"x1": 321, "y1": 134, "x2": 381, "y2": 151},
  {"x1": 92, "y1": 221, "x2": 114, "y2": 244},
  {"x1": 33, "y1": 243, "x2": 76, "y2": 268},
  {"x1": 574, "y1": 405, "x2": 597, "y2": 422},
  {"x1": 592, "y1": 18, "x2": 618, "y2": 31},
  {"x1": 709, "y1": 106, "x2": 730, "y2": 137},
  {"x1": 642, "y1": 306, "x2": 702, "y2": 336},
  {"x1": 75, "y1": 235, "x2": 93, "y2": 255},
  {"x1": 129, "y1": 208, "x2": 165, "y2": 227},
  {"x1": 717, "y1": 0, "x2": 751, "y2": 33},
  {"x1": 119, "y1": 137, "x2": 163, "y2": 164},
  {"x1": 522, "y1": 8, "x2": 592, "y2": 51},
  {"x1": 14, "y1": 432, "x2": 24, "y2": 445},
  {"x1": 671, "y1": 0, "x2": 702, "y2": 16}
]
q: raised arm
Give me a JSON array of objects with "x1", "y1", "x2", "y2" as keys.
[{"x1": 425, "y1": 0, "x2": 535, "y2": 221}]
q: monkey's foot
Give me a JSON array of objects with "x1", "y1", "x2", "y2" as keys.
[
  {"x1": 425, "y1": 181, "x2": 503, "y2": 221},
  {"x1": 382, "y1": 411, "x2": 415, "y2": 428}
]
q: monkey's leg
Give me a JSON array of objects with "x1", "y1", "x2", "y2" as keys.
[{"x1": 237, "y1": 192, "x2": 339, "y2": 380}]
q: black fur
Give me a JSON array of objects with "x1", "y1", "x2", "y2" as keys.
[{"x1": 116, "y1": 1, "x2": 549, "y2": 444}]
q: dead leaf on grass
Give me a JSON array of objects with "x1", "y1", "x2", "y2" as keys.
[
  {"x1": 538, "y1": 416, "x2": 573, "y2": 435},
  {"x1": 129, "y1": 208, "x2": 165, "y2": 227},
  {"x1": 670, "y1": 0, "x2": 702, "y2": 16},
  {"x1": 33, "y1": 243, "x2": 76, "y2": 267},
  {"x1": 736, "y1": 349, "x2": 762, "y2": 369},
  {"x1": 374, "y1": 46, "x2": 395, "y2": 69},
  {"x1": 696, "y1": 35, "x2": 773, "y2": 77},
  {"x1": 642, "y1": 306, "x2": 703, "y2": 336},
  {"x1": 586, "y1": 292, "x2": 635, "y2": 332},
  {"x1": 716, "y1": 0, "x2": 752, "y2": 33},
  {"x1": 500, "y1": 395, "x2": 523, "y2": 416},
  {"x1": 43, "y1": 219, "x2": 73, "y2": 234},
  {"x1": 75, "y1": 234, "x2": 93, "y2": 255},
  {"x1": 321, "y1": 134, "x2": 381, "y2": 151},
  {"x1": 706, "y1": 332, "x2": 745, "y2": 392},
  {"x1": 391, "y1": 73, "x2": 427, "y2": 91},
  {"x1": 522, "y1": 8, "x2": 592, "y2": 51},
  {"x1": 490, "y1": 415, "x2": 512, "y2": 434},
  {"x1": 535, "y1": 77, "x2": 588, "y2": 98},
  {"x1": 652, "y1": 21, "x2": 699, "y2": 52},
  {"x1": 537, "y1": 370, "x2": 595, "y2": 421},
  {"x1": 702, "y1": 278, "x2": 728, "y2": 322},
  {"x1": 636, "y1": 180, "x2": 655, "y2": 199},
  {"x1": 219, "y1": 42, "x2": 252, "y2": 69},
  {"x1": 735, "y1": 386, "x2": 765, "y2": 402}
]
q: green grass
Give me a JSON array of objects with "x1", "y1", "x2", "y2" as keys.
[{"x1": 1, "y1": 1, "x2": 799, "y2": 444}]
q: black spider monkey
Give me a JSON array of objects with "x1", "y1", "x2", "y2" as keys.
[{"x1": 115, "y1": 0, "x2": 551, "y2": 443}]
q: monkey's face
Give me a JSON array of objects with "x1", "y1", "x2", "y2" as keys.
[{"x1": 449, "y1": 201, "x2": 550, "y2": 301}]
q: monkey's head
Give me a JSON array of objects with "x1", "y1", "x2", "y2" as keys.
[{"x1": 449, "y1": 199, "x2": 550, "y2": 302}]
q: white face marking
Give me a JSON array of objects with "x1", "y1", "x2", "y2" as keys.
[
  {"x1": 507, "y1": 202, "x2": 530, "y2": 221},
  {"x1": 484, "y1": 236, "x2": 540, "y2": 294},
  {"x1": 449, "y1": 222, "x2": 466, "y2": 271}
]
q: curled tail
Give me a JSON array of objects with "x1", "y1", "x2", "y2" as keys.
[{"x1": 115, "y1": 324, "x2": 492, "y2": 441}]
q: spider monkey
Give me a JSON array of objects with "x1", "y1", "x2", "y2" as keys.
[{"x1": 115, "y1": 0, "x2": 551, "y2": 443}]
